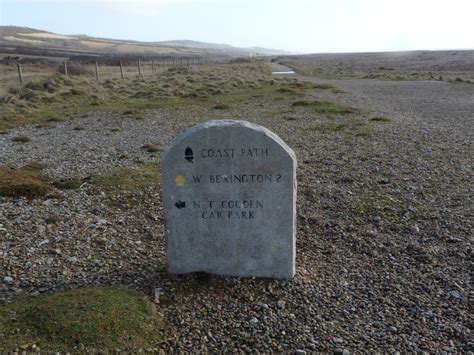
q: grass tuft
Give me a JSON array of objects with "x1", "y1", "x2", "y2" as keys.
[
  {"x1": 45, "y1": 215, "x2": 64, "y2": 224},
  {"x1": 52, "y1": 178, "x2": 81, "y2": 190},
  {"x1": 213, "y1": 103, "x2": 231, "y2": 110},
  {"x1": 370, "y1": 116, "x2": 391, "y2": 122},
  {"x1": 12, "y1": 136, "x2": 31, "y2": 143},
  {"x1": 0, "y1": 166, "x2": 50, "y2": 198},
  {"x1": 141, "y1": 144, "x2": 159, "y2": 153}
]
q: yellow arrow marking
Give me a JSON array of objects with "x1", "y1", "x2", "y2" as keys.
[{"x1": 175, "y1": 175, "x2": 185, "y2": 186}]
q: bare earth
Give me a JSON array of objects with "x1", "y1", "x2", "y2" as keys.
[{"x1": 1, "y1": 57, "x2": 473, "y2": 352}]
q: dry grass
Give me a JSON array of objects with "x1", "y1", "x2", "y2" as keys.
[
  {"x1": 0, "y1": 166, "x2": 50, "y2": 198},
  {"x1": 0, "y1": 63, "x2": 273, "y2": 130}
]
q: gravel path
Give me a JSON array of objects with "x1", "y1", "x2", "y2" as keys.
[{"x1": 1, "y1": 63, "x2": 472, "y2": 352}]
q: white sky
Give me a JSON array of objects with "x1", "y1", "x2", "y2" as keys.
[{"x1": 1, "y1": 0, "x2": 473, "y2": 53}]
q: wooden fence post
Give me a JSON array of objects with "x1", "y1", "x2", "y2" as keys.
[
  {"x1": 95, "y1": 61, "x2": 100, "y2": 82},
  {"x1": 138, "y1": 58, "x2": 141, "y2": 76},
  {"x1": 17, "y1": 64, "x2": 23, "y2": 84},
  {"x1": 64, "y1": 61, "x2": 68, "y2": 76},
  {"x1": 152, "y1": 58, "x2": 155, "y2": 74},
  {"x1": 180, "y1": 58, "x2": 183, "y2": 67},
  {"x1": 162, "y1": 58, "x2": 166, "y2": 70},
  {"x1": 186, "y1": 58, "x2": 189, "y2": 67},
  {"x1": 120, "y1": 60, "x2": 124, "y2": 79}
]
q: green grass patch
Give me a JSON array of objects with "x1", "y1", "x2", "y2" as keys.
[
  {"x1": 92, "y1": 163, "x2": 160, "y2": 191},
  {"x1": 0, "y1": 287, "x2": 162, "y2": 352},
  {"x1": 52, "y1": 178, "x2": 81, "y2": 190},
  {"x1": 0, "y1": 166, "x2": 50, "y2": 198}
]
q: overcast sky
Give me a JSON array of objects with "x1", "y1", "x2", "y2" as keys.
[{"x1": 1, "y1": 0, "x2": 473, "y2": 53}]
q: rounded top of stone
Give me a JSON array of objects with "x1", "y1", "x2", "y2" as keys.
[{"x1": 162, "y1": 120, "x2": 296, "y2": 162}]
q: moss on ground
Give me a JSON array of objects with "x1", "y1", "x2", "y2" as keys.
[{"x1": 0, "y1": 287, "x2": 162, "y2": 352}]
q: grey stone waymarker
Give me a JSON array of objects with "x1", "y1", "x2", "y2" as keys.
[{"x1": 162, "y1": 120, "x2": 296, "y2": 279}]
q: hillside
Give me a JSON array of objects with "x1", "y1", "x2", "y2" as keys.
[{"x1": 0, "y1": 26, "x2": 290, "y2": 58}]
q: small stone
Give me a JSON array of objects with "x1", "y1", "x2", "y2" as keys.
[
  {"x1": 411, "y1": 224, "x2": 420, "y2": 233},
  {"x1": 277, "y1": 300, "x2": 286, "y2": 309},
  {"x1": 389, "y1": 326, "x2": 398, "y2": 333},
  {"x1": 372, "y1": 216, "x2": 382, "y2": 225},
  {"x1": 295, "y1": 350, "x2": 306, "y2": 355},
  {"x1": 154, "y1": 287, "x2": 165, "y2": 303},
  {"x1": 3, "y1": 276, "x2": 13, "y2": 284},
  {"x1": 333, "y1": 337, "x2": 344, "y2": 344},
  {"x1": 334, "y1": 348, "x2": 350, "y2": 355},
  {"x1": 450, "y1": 290, "x2": 460, "y2": 299},
  {"x1": 249, "y1": 317, "x2": 258, "y2": 324}
]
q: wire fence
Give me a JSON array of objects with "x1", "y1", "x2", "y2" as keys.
[{"x1": 8, "y1": 57, "x2": 226, "y2": 85}]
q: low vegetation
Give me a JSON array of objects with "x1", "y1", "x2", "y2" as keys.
[
  {"x1": 353, "y1": 193, "x2": 431, "y2": 224},
  {"x1": 92, "y1": 163, "x2": 160, "y2": 191},
  {"x1": 370, "y1": 116, "x2": 391, "y2": 122},
  {"x1": 141, "y1": 144, "x2": 160, "y2": 153},
  {"x1": 12, "y1": 135, "x2": 31, "y2": 143},
  {"x1": 52, "y1": 178, "x2": 81, "y2": 190},
  {"x1": 0, "y1": 166, "x2": 50, "y2": 198},
  {"x1": 0, "y1": 63, "x2": 273, "y2": 130},
  {"x1": 292, "y1": 100, "x2": 361, "y2": 115},
  {"x1": 0, "y1": 287, "x2": 162, "y2": 352}
]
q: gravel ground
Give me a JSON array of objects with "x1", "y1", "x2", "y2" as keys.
[{"x1": 1, "y1": 62, "x2": 472, "y2": 352}]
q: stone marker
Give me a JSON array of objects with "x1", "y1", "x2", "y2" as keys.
[{"x1": 162, "y1": 120, "x2": 296, "y2": 279}]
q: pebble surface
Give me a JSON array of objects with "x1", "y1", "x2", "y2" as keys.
[{"x1": 1, "y1": 65, "x2": 472, "y2": 352}]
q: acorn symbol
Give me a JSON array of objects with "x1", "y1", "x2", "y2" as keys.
[{"x1": 185, "y1": 147, "x2": 194, "y2": 163}]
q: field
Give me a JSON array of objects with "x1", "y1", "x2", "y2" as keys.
[{"x1": 1, "y1": 51, "x2": 472, "y2": 352}]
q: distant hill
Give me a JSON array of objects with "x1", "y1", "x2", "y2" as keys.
[{"x1": 0, "y1": 26, "x2": 291, "y2": 59}]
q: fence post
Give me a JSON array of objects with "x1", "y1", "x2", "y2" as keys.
[
  {"x1": 17, "y1": 63, "x2": 23, "y2": 84},
  {"x1": 180, "y1": 58, "x2": 183, "y2": 67},
  {"x1": 186, "y1": 58, "x2": 189, "y2": 67},
  {"x1": 162, "y1": 58, "x2": 166, "y2": 70},
  {"x1": 138, "y1": 58, "x2": 141, "y2": 76},
  {"x1": 64, "y1": 61, "x2": 68, "y2": 76},
  {"x1": 120, "y1": 60, "x2": 124, "y2": 79},
  {"x1": 95, "y1": 61, "x2": 100, "y2": 82},
  {"x1": 172, "y1": 59, "x2": 175, "y2": 67},
  {"x1": 152, "y1": 58, "x2": 155, "y2": 74}
]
